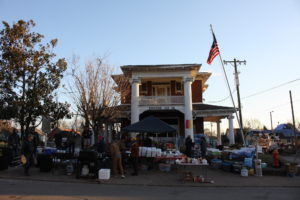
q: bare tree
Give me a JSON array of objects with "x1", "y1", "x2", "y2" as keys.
[
  {"x1": 67, "y1": 56, "x2": 129, "y2": 141},
  {"x1": 244, "y1": 118, "x2": 263, "y2": 130}
]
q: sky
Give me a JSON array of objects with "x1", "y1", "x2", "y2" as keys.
[{"x1": 1, "y1": 0, "x2": 300, "y2": 132}]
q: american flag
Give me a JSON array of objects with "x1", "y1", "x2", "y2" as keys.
[{"x1": 207, "y1": 32, "x2": 220, "y2": 64}]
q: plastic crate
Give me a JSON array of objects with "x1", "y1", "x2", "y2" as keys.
[
  {"x1": 211, "y1": 159, "x2": 222, "y2": 169},
  {"x1": 159, "y1": 163, "x2": 171, "y2": 172},
  {"x1": 222, "y1": 161, "x2": 233, "y2": 172}
]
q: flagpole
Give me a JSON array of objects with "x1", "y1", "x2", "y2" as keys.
[{"x1": 209, "y1": 24, "x2": 246, "y2": 146}]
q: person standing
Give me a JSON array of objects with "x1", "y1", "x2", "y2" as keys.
[
  {"x1": 110, "y1": 140, "x2": 125, "y2": 178},
  {"x1": 21, "y1": 134, "x2": 35, "y2": 176},
  {"x1": 96, "y1": 135, "x2": 106, "y2": 154},
  {"x1": 67, "y1": 131, "x2": 75, "y2": 154},
  {"x1": 200, "y1": 137, "x2": 207, "y2": 158},
  {"x1": 8, "y1": 129, "x2": 20, "y2": 158},
  {"x1": 185, "y1": 135, "x2": 193, "y2": 157},
  {"x1": 81, "y1": 127, "x2": 91, "y2": 149},
  {"x1": 130, "y1": 138, "x2": 140, "y2": 176},
  {"x1": 54, "y1": 132, "x2": 62, "y2": 149}
]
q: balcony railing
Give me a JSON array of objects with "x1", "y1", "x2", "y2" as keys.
[{"x1": 138, "y1": 96, "x2": 184, "y2": 105}]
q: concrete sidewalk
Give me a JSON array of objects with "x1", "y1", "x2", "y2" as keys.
[{"x1": 0, "y1": 164, "x2": 299, "y2": 187}]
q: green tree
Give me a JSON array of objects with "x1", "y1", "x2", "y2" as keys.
[{"x1": 0, "y1": 20, "x2": 69, "y2": 138}]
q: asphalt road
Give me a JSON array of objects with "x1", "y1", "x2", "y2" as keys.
[{"x1": 0, "y1": 178, "x2": 299, "y2": 200}]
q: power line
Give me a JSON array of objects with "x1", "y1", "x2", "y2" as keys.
[
  {"x1": 248, "y1": 99, "x2": 300, "y2": 116},
  {"x1": 206, "y1": 78, "x2": 300, "y2": 103},
  {"x1": 263, "y1": 99, "x2": 300, "y2": 112},
  {"x1": 242, "y1": 78, "x2": 300, "y2": 99},
  {"x1": 205, "y1": 89, "x2": 236, "y2": 103}
]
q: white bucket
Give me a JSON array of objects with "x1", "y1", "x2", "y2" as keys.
[
  {"x1": 255, "y1": 159, "x2": 262, "y2": 176},
  {"x1": 98, "y1": 169, "x2": 110, "y2": 180},
  {"x1": 156, "y1": 149, "x2": 162, "y2": 157},
  {"x1": 151, "y1": 147, "x2": 157, "y2": 157},
  {"x1": 81, "y1": 165, "x2": 89, "y2": 176},
  {"x1": 241, "y1": 168, "x2": 248, "y2": 177},
  {"x1": 141, "y1": 147, "x2": 147, "y2": 157},
  {"x1": 146, "y1": 147, "x2": 152, "y2": 157},
  {"x1": 138, "y1": 147, "x2": 142, "y2": 157}
]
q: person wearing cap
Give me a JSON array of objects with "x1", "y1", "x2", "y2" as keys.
[{"x1": 21, "y1": 134, "x2": 35, "y2": 176}]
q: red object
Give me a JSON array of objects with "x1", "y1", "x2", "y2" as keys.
[
  {"x1": 154, "y1": 155, "x2": 186, "y2": 162},
  {"x1": 207, "y1": 32, "x2": 220, "y2": 64},
  {"x1": 272, "y1": 149, "x2": 280, "y2": 168},
  {"x1": 98, "y1": 136, "x2": 104, "y2": 141},
  {"x1": 185, "y1": 120, "x2": 189, "y2": 129}
]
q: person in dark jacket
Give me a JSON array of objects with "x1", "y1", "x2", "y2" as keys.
[
  {"x1": 200, "y1": 137, "x2": 207, "y2": 158},
  {"x1": 95, "y1": 136, "x2": 104, "y2": 153},
  {"x1": 67, "y1": 132, "x2": 76, "y2": 154},
  {"x1": 130, "y1": 138, "x2": 140, "y2": 176},
  {"x1": 81, "y1": 127, "x2": 92, "y2": 149},
  {"x1": 54, "y1": 132, "x2": 62, "y2": 149},
  {"x1": 185, "y1": 135, "x2": 193, "y2": 157},
  {"x1": 8, "y1": 129, "x2": 20, "y2": 158},
  {"x1": 21, "y1": 134, "x2": 35, "y2": 176}
]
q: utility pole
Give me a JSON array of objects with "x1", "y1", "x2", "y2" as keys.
[
  {"x1": 270, "y1": 111, "x2": 274, "y2": 132},
  {"x1": 224, "y1": 58, "x2": 246, "y2": 132},
  {"x1": 289, "y1": 90, "x2": 297, "y2": 147}
]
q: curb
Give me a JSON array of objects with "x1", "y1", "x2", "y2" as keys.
[{"x1": 1, "y1": 176, "x2": 300, "y2": 188}]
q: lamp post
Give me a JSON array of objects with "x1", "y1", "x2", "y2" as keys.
[{"x1": 270, "y1": 111, "x2": 274, "y2": 132}]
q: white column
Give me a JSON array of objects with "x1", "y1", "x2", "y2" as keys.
[
  {"x1": 217, "y1": 120, "x2": 221, "y2": 145},
  {"x1": 184, "y1": 77, "x2": 194, "y2": 140},
  {"x1": 131, "y1": 78, "x2": 140, "y2": 124},
  {"x1": 228, "y1": 115, "x2": 235, "y2": 145}
]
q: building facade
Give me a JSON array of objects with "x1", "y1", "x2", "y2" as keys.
[{"x1": 113, "y1": 64, "x2": 236, "y2": 144}]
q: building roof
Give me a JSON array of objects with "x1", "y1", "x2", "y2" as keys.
[
  {"x1": 121, "y1": 64, "x2": 201, "y2": 70},
  {"x1": 121, "y1": 64, "x2": 201, "y2": 77}
]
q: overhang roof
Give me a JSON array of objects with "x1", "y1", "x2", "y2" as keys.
[
  {"x1": 193, "y1": 103, "x2": 236, "y2": 122},
  {"x1": 193, "y1": 104, "x2": 235, "y2": 111},
  {"x1": 114, "y1": 103, "x2": 236, "y2": 122}
]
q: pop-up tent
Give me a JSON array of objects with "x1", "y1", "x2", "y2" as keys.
[{"x1": 122, "y1": 116, "x2": 176, "y2": 134}]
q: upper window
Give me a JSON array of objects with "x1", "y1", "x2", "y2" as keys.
[
  {"x1": 176, "y1": 82, "x2": 182, "y2": 91},
  {"x1": 141, "y1": 83, "x2": 147, "y2": 91}
]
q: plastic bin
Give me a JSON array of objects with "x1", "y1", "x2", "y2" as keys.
[
  {"x1": 159, "y1": 163, "x2": 171, "y2": 172},
  {"x1": 98, "y1": 169, "x2": 110, "y2": 180},
  {"x1": 244, "y1": 157, "x2": 253, "y2": 168},
  {"x1": 38, "y1": 154, "x2": 53, "y2": 172},
  {"x1": 211, "y1": 159, "x2": 222, "y2": 169},
  {"x1": 222, "y1": 161, "x2": 233, "y2": 172},
  {"x1": 232, "y1": 162, "x2": 243, "y2": 173}
]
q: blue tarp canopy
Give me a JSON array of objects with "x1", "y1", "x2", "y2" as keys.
[{"x1": 274, "y1": 124, "x2": 300, "y2": 138}]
